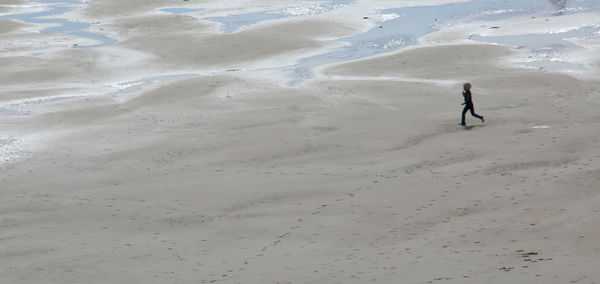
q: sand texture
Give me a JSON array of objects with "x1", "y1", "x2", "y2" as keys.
[{"x1": 1, "y1": 0, "x2": 600, "y2": 283}]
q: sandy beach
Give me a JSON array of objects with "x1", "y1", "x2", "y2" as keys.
[{"x1": 2, "y1": 0, "x2": 600, "y2": 283}]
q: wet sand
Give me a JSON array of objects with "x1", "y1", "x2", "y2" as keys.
[{"x1": 2, "y1": 0, "x2": 600, "y2": 283}]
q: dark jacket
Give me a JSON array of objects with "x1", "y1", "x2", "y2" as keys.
[{"x1": 463, "y1": 90, "x2": 473, "y2": 106}]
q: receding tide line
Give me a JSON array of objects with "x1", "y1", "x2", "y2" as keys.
[{"x1": 323, "y1": 75, "x2": 459, "y2": 86}]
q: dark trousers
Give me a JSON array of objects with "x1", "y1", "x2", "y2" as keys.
[{"x1": 461, "y1": 104, "x2": 482, "y2": 124}]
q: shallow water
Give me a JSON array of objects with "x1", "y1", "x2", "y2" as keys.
[
  {"x1": 282, "y1": 0, "x2": 600, "y2": 84},
  {"x1": 208, "y1": 12, "x2": 287, "y2": 34},
  {"x1": 1, "y1": 0, "x2": 116, "y2": 48},
  {"x1": 207, "y1": 0, "x2": 352, "y2": 33},
  {"x1": 471, "y1": 25, "x2": 599, "y2": 72},
  {"x1": 5, "y1": 0, "x2": 595, "y2": 82}
]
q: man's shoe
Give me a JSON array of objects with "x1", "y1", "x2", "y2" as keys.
[{"x1": 481, "y1": 116, "x2": 485, "y2": 123}]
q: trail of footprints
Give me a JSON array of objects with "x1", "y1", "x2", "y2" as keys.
[{"x1": 208, "y1": 149, "x2": 599, "y2": 282}]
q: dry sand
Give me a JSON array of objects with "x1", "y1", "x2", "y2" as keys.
[
  {"x1": 118, "y1": 18, "x2": 355, "y2": 68},
  {"x1": 1, "y1": 1, "x2": 600, "y2": 283},
  {"x1": 0, "y1": 19, "x2": 25, "y2": 33}
]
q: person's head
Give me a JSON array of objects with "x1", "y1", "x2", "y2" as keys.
[{"x1": 463, "y1": 82, "x2": 472, "y2": 91}]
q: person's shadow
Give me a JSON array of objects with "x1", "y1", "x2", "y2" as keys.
[{"x1": 462, "y1": 125, "x2": 485, "y2": 130}]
